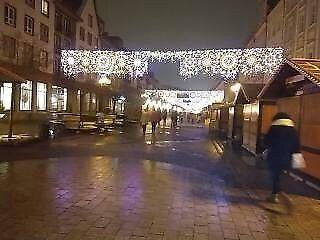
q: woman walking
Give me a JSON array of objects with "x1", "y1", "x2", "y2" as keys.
[{"x1": 264, "y1": 112, "x2": 300, "y2": 204}]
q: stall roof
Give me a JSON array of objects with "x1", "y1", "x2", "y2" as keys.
[
  {"x1": 287, "y1": 58, "x2": 320, "y2": 85},
  {"x1": 258, "y1": 58, "x2": 320, "y2": 99}
]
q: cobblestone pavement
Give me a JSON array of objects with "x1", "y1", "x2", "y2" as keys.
[{"x1": 0, "y1": 125, "x2": 319, "y2": 240}]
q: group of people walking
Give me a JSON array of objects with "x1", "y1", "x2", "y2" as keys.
[{"x1": 140, "y1": 108, "x2": 179, "y2": 135}]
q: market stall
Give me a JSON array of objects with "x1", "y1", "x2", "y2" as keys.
[{"x1": 258, "y1": 58, "x2": 320, "y2": 180}]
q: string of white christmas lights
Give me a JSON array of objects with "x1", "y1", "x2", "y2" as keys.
[
  {"x1": 61, "y1": 48, "x2": 284, "y2": 80},
  {"x1": 141, "y1": 90, "x2": 224, "y2": 113}
]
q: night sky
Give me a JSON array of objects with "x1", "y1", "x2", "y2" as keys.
[{"x1": 96, "y1": 0, "x2": 264, "y2": 90}]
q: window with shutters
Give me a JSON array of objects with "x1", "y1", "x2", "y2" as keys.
[
  {"x1": 25, "y1": 0, "x2": 35, "y2": 8},
  {"x1": 88, "y1": 14, "x2": 93, "y2": 27},
  {"x1": 24, "y1": 15, "x2": 34, "y2": 35},
  {"x1": 308, "y1": 0, "x2": 317, "y2": 25},
  {"x1": 40, "y1": 23, "x2": 49, "y2": 42},
  {"x1": 3, "y1": 36, "x2": 16, "y2": 58},
  {"x1": 41, "y1": 0, "x2": 49, "y2": 17},
  {"x1": 80, "y1": 27, "x2": 85, "y2": 41},
  {"x1": 40, "y1": 50, "x2": 48, "y2": 69},
  {"x1": 4, "y1": 3, "x2": 16, "y2": 27},
  {"x1": 87, "y1": 32, "x2": 92, "y2": 46},
  {"x1": 23, "y1": 43, "x2": 33, "y2": 66}
]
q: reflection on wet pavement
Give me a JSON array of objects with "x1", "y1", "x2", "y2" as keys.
[{"x1": 0, "y1": 126, "x2": 319, "y2": 240}]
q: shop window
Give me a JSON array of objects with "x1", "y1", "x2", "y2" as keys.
[
  {"x1": 88, "y1": 14, "x2": 93, "y2": 28},
  {"x1": 37, "y1": 82, "x2": 47, "y2": 110},
  {"x1": 80, "y1": 27, "x2": 85, "y2": 41},
  {"x1": 41, "y1": 0, "x2": 49, "y2": 17},
  {"x1": 20, "y1": 80, "x2": 33, "y2": 111},
  {"x1": 40, "y1": 23, "x2": 49, "y2": 42},
  {"x1": 77, "y1": 90, "x2": 81, "y2": 112},
  {"x1": 25, "y1": 0, "x2": 35, "y2": 8},
  {"x1": 51, "y1": 86, "x2": 67, "y2": 111},
  {"x1": 4, "y1": 3, "x2": 16, "y2": 27},
  {"x1": 87, "y1": 32, "x2": 92, "y2": 46},
  {"x1": 39, "y1": 50, "x2": 48, "y2": 69},
  {"x1": 91, "y1": 93, "x2": 97, "y2": 112},
  {"x1": 24, "y1": 15, "x2": 34, "y2": 35},
  {"x1": 84, "y1": 93, "x2": 90, "y2": 112},
  {"x1": 0, "y1": 83, "x2": 12, "y2": 111},
  {"x1": 3, "y1": 35, "x2": 16, "y2": 58}
]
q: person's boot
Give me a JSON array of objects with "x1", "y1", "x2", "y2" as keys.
[{"x1": 266, "y1": 194, "x2": 279, "y2": 203}]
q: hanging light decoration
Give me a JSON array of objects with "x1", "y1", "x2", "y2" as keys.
[
  {"x1": 61, "y1": 48, "x2": 284, "y2": 80},
  {"x1": 141, "y1": 90, "x2": 224, "y2": 114}
]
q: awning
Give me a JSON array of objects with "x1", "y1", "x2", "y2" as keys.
[{"x1": 0, "y1": 65, "x2": 26, "y2": 83}]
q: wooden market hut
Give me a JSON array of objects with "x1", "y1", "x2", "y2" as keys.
[
  {"x1": 258, "y1": 58, "x2": 320, "y2": 180},
  {"x1": 229, "y1": 83, "x2": 264, "y2": 147},
  {"x1": 210, "y1": 83, "x2": 264, "y2": 143}
]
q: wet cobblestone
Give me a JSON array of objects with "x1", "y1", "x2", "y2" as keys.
[{"x1": 0, "y1": 126, "x2": 319, "y2": 240}]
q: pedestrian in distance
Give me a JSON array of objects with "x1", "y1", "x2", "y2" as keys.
[
  {"x1": 140, "y1": 108, "x2": 149, "y2": 135},
  {"x1": 162, "y1": 110, "x2": 167, "y2": 127},
  {"x1": 171, "y1": 111, "x2": 178, "y2": 128},
  {"x1": 264, "y1": 112, "x2": 301, "y2": 206},
  {"x1": 156, "y1": 109, "x2": 162, "y2": 127},
  {"x1": 150, "y1": 108, "x2": 158, "y2": 134}
]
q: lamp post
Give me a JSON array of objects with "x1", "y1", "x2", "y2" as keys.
[{"x1": 8, "y1": 82, "x2": 17, "y2": 138}]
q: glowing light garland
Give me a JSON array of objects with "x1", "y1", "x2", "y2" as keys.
[
  {"x1": 61, "y1": 48, "x2": 284, "y2": 80},
  {"x1": 141, "y1": 90, "x2": 224, "y2": 113}
]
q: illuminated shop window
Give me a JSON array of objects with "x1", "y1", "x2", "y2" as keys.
[
  {"x1": 0, "y1": 83, "x2": 12, "y2": 111},
  {"x1": 37, "y1": 82, "x2": 47, "y2": 110},
  {"x1": 91, "y1": 93, "x2": 96, "y2": 112},
  {"x1": 51, "y1": 86, "x2": 67, "y2": 111},
  {"x1": 84, "y1": 93, "x2": 90, "y2": 112},
  {"x1": 20, "y1": 80, "x2": 33, "y2": 110},
  {"x1": 77, "y1": 89, "x2": 81, "y2": 112}
]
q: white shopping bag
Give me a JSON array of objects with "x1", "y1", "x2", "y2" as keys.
[{"x1": 292, "y1": 153, "x2": 306, "y2": 169}]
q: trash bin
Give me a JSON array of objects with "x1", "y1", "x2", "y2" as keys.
[{"x1": 39, "y1": 123, "x2": 50, "y2": 140}]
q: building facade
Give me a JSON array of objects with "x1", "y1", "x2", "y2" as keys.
[
  {"x1": 0, "y1": 0, "x2": 54, "y2": 112},
  {"x1": 239, "y1": 0, "x2": 320, "y2": 84},
  {"x1": 251, "y1": 0, "x2": 320, "y2": 58}
]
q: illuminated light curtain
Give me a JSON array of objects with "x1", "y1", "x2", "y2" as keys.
[{"x1": 61, "y1": 48, "x2": 284, "y2": 80}]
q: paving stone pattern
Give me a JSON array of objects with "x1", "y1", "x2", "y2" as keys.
[{"x1": 0, "y1": 126, "x2": 319, "y2": 240}]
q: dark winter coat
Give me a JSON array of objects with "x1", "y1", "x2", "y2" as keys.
[{"x1": 264, "y1": 118, "x2": 300, "y2": 171}]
